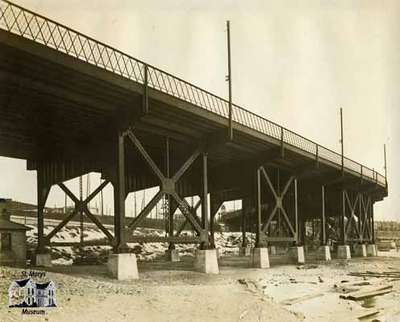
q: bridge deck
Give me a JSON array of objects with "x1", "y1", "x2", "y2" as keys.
[
  {"x1": 0, "y1": 0, "x2": 386, "y2": 195},
  {"x1": 0, "y1": 1, "x2": 387, "y2": 256}
]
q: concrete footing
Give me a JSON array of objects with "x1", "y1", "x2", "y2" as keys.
[
  {"x1": 216, "y1": 248, "x2": 221, "y2": 259},
  {"x1": 239, "y1": 246, "x2": 251, "y2": 256},
  {"x1": 353, "y1": 244, "x2": 367, "y2": 257},
  {"x1": 251, "y1": 247, "x2": 270, "y2": 268},
  {"x1": 317, "y1": 245, "x2": 331, "y2": 261},
  {"x1": 288, "y1": 246, "x2": 305, "y2": 264},
  {"x1": 194, "y1": 249, "x2": 219, "y2": 274},
  {"x1": 35, "y1": 253, "x2": 52, "y2": 267},
  {"x1": 366, "y1": 244, "x2": 378, "y2": 257},
  {"x1": 337, "y1": 245, "x2": 351, "y2": 259},
  {"x1": 107, "y1": 253, "x2": 139, "y2": 280},
  {"x1": 166, "y1": 249, "x2": 180, "y2": 262}
]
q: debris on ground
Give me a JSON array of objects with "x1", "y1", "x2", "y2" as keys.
[
  {"x1": 340, "y1": 285, "x2": 393, "y2": 301},
  {"x1": 349, "y1": 271, "x2": 400, "y2": 278}
]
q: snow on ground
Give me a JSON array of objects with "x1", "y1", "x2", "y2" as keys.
[{"x1": 26, "y1": 224, "x2": 254, "y2": 264}]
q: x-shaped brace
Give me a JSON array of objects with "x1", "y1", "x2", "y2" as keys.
[
  {"x1": 344, "y1": 191, "x2": 360, "y2": 238},
  {"x1": 260, "y1": 167, "x2": 296, "y2": 238},
  {"x1": 44, "y1": 180, "x2": 112, "y2": 243},
  {"x1": 125, "y1": 129, "x2": 203, "y2": 235},
  {"x1": 360, "y1": 194, "x2": 372, "y2": 241}
]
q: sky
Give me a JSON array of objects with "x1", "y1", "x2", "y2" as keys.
[{"x1": 0, "y1": 0, "x2": 398, "y2": 220}]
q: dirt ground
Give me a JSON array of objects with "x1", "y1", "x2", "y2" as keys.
[{"x1": 1, "y1": 251, "x2": 400, "y2": 322}]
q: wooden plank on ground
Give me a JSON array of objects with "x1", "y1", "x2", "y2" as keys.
[
  {"x1": 340, "y1": 285, "x2": 392, "y2": 301},
  {"x1": 281, "y1": 292, "x2": 324, "y2": 305}
]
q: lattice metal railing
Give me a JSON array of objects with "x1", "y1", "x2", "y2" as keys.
[{"x1": 0, "y1": 0, "x2": 387, "y2": 187}]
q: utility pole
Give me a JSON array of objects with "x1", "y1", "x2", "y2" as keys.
[
  {"x1": 340, "y1": 108, "x2": 344, "y2": 173},
  {"x1": 226, "y1": 20, "x2": 233, "y2": 140}
]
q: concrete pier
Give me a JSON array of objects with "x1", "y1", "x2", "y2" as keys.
[
  {"x1": 166, "y1": 249, "x2": 180, "y2": 262},
  {"x1": 251, "y1": 247, "x2": 270, "y2": 268},
  {"x1": 288, "y1": 246, "x2": 305, "y2": 264},
  {"x1": 317, "y1": 245, "x2": 331, "y2": 261},
  {"x1": 107, "y1": 253, "x2": 139, "y2": 280},
  {"x1": 353, "y1": 244, "x2": 367, "y2": 257},
  {"x1": 239, "y1": 246, "x2": 251, "y2": 256},
  {"x1": 194, "y1": 249, "x2": 219, "y2": 274},
  {"x1": 337, "y1": 245, "x2": 351, "y2": 259},
  {"x1": 366, "y1": 244, "x2": 378, "y2": 257},
  {"x1": 35, "y1": 253, "x2": 52, "y2": 267}
]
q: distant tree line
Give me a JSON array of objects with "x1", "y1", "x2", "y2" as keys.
[{"x1": 376, "y1": 221, "x2": 400, "y2": 231}]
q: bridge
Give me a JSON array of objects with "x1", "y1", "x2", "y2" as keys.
[{"x1": 0, "y1": 0, "x2": 388, "y2": 277}]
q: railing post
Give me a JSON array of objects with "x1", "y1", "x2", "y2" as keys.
[{"x1": 280, "y1": 127, "x2": 284, "y2": 158}]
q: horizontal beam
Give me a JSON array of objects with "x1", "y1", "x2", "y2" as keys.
[
  {"x1": 50, "y1": 239, "x2": 111, "y2": 247},
  {"x1": 266, "y1": 237, "x2": 297, "y2": 242},
  {"x1": 126, "y1": 235, "x2": 200, "y2": 244}
]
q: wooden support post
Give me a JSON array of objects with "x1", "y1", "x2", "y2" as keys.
[
  {"x1": 36, "y1": 168, "x2": 50, "y2": 253},
  {"x1": 209, "y1": 195, "x2": 222, "y2": 249},
  {"x1": 200, "y1": 153, "x2": 209, "y2": 249},
  {"x1": 114, "y1": 131, "x2": 128, "y2": 253},
  {"x1": 294, "y1": 178, "x2": 298, "y2": 245},
  {"x1": 358, "y1": 193, "x2": 363, "y2": 243},
  {"x1": 241, "y1": 198, "x2": 247, "y2": 247},
  {"x1": 371, "y1": 201, "x2": 375, "y2": 244},
  {"x1": 165, "y1": 137, "x2": 175, "y2": 250},
  {"x1": 255, "y1": 167, "x2": 263, "y2": 247},
  {"x1": 341, "y1": 190, "x2": 346, "y2": 245},
  {"x1": 321, "y1": 185, "x2": 326, "y2": 245}
]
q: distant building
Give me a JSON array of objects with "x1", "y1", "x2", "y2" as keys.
[
  {"x1": 8, "y1": 278, "x2": 56, "y2": 307},
  {"x1": 0, "y1": 199, "x2": 31, "y2": 266}
]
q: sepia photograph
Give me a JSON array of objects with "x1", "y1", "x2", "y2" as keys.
[{"x1": 0, "y1": 0, "x2": 398, "y2": 321}]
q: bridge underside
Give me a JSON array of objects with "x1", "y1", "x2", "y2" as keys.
[{"x1": 0, "y1": 23, "x2": 386, "y2": 257}]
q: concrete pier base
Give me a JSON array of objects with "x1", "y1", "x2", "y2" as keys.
[
  {"x1": 107, "y1": 253, "x2": 139, "y2": 280},
  {"x1": 337, "y1": 245, "x2": 351, "y2": 259},
  {"x1": 353, "y1": 244, "x2": 367, "y2": 257},
  {"x1": 288, "y1": 246, "x2": 305, "y2": 264},
  {"x1": 35, "y1": 253, "x2": 52, "y2": 267},
  {"x1": 194, "y1": 249, "x2": 219, "y2": 274},
  {"x1": 239, "y1": 246, "x2": 251, "y2": 256},
  {"x1": 366, "y1": 244, "x2": 378, "y2": 257},
  {"x1": 317, "y1": 245, "x2": 331, "y2": 261},
  {"x1": 269, "y1": 246, "x2": 277, "y2": 255},
  {"x1": 216, "y1": 248, "x2": 221, "y2": 259},
  {"x1": 166, "y1": 249, "x2": 180, "y2": 262},
  {"x1": 251, "y1": 247, "x2": 270, "y2": 268}
]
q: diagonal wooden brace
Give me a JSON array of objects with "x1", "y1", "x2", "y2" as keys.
[
  {"x1": 47, "y1": 180, "x2": 111, "y2": 242},
  {"x1": 175, "y1": 199, "x2": 201, "y2": 236},
  {"x1": 344, "y1": 191, "x2": 360, "y2": 237},
  {"x1": 260, "y1": 168, "x2": 296, "y2": 238},
  {"x1": 126, "y1": 128, "x2": 205, "y2": 235}
]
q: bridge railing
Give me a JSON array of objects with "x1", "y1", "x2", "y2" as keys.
[{"x1": 0, "y1": 0, "x2": 386, "y2": 187}]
